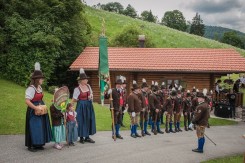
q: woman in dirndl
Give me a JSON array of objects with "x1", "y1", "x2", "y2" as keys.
[
  {"x1": 71, "y1": 68, "x2": 96, "y2": 144},
  {"x1": 25, "y1": 62, "x2": 52, "y2": 152}
]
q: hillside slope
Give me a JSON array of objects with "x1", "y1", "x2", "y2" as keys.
[{"x1": 85, "y1": 7, "x2": 245, "y2": 56}]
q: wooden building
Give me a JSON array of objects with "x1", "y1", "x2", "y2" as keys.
[{"x1": 70, "y1": 47, "x2": 245, "y2": 104}]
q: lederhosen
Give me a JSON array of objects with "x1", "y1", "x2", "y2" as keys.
[
  {"x1": 183, "y1": 98, "x2": 192, "y2": 128},
  {"x1": 174, "y1": 97, "x2": 182, "y2": 127}
]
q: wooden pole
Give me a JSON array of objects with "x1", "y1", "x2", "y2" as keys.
[{"x1": 109, "y1": 76, "x2": 116, "y2": 141}]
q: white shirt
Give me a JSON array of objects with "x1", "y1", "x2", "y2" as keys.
[{"x1": 25, "y1": 85, "x2": 42, "y2": 100}]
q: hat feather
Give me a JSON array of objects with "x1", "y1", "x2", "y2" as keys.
[
  {"x1": 193, "y1": 86, "x2": 195, "y2": 89},
  {"x1": 152, "y1": 81, "x2": 154, "y2": 85},
  {"x1": 203, "y1": 88, "x2": 208, "y2": 96},
  {"x1": 162, "y1": 82, "x2": 165, "y2": 85},
  {"x1": 172, "y1": 87, "x2": 176, "y2": 91},
  {"x1": 210, "y1": 90, "x2": 213, "y2": 94},
  {"x1": 35, "y1": 62, "x2": 40, "y2": 71},
  {"x1": 155, "y1": 82, "x2": 158, "y2": 86},
  {"x1": 187, "y1": 90, "x2": 190, "y2": 93},
  {"x1": 142, "y1": 78, "x2": 146, "y2": 83},
  {"x1": 133, "y1": 80, "x2": 137, "y2": 84},
  {"x1": 196, "y1": 89, "x2": 199, "y2": 92},
  {"x1": 80, "y1": 68, "x2": 85, "y2": 74}
]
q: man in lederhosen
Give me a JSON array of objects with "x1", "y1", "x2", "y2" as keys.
[
  {"x1": 148, "y1": 81, "x2": 155, "y2": 126},
  {"x1": 189, "y1": 89, "x2": 210, "y2": 153},
  {"x1": 159, "y1": 82, "x2": 166, "y2": 124},
  {"x1": 163, "y1": 88, "x2": 177, "y2": 133},
  {"x1": 174, "y1": 87, "x2": 183, "y2": 132},
  {"x1": 128, "y1": 80, "x2": 142, "y2": 138},
  {"x1": 149, "y1": 82, "x2": 164, "y2": 135},
  {"x1": 105, "y1": 77, "x2": 123, "y2": 139},
  {"x1": 182, "y1": 90, "x2": 192, "y2": 131},
  {"x1": 121, "y1": 76, "x2": 127, "y2": 127},
  {"x1": 191, "y1": 87, "x2": 199, "y2": 130},
  {"x1": 139, "y1": 78, "x2": 151, "y2": 136}
]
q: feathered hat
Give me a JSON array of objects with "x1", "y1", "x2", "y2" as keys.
[
  {"x1": 196, "y1": 88, "x2": 207, "y2": 98},
  {"x1": 161, "y1": 82, "x2": 166, "y2": 89},
  {"x1": 177, "y1": 85, "x2": 182, "y2": 94},
  {"x1": 115, "y1": 75, "x2": 123, "y2": 84},
  {"x1": 171, "y1": 87, "x2": 177, "y2": 96},
  {"x1": 153, "y1": 81, "x2": 159, "y2": 92},
  {"x1": 132, "y1": 80, "x2": 140, "y2": 90},
  {"x1": 31, "y1": 62, "x2": 45, "y2": 79},
  {"x1": 77, "y1": 68, "x2": 89, "y2": 80},
  {"x1": 151, "y1": 81, "x2": 155, "y2": 90},
  {"x1": 186, "y1": 90, "x2": 191, "y2": 97},
  {"x1": 141, "y1": 78, "x2": 148, "y2": 88},
  {"x1": 122, "y1": 76, "x2": 127, "y2": 84},
  {"x1": 192, "y1": 86, "x2": 196, "y2": 92}
]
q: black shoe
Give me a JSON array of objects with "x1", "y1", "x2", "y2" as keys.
[
  {"x1": 80, "y1": 137, "x2": 85, "y2": 144},
  {"x1": 135, "y1": 133, "x2": 142, "y2": 137},
  {"x1": 145, "y1": 131, "x2": 151, "y2": 136},
  {"x1": 169, "y1": 130, "x2": 176, "y2": 133},
  {"x1": 175, "y1": 128, "x2": 179, "y2": 132},
  {"x1": 188, "y1": 128, "x2": 193, "y2": 131},
  {"x1": 116, "y1": 134, "x2": 123, "y2": 139},
  {"x1": 28, "y1": 147, "x2": 37, "y2": 152},
  {"x1": 185, "y1": 127, "x2": 188, "y2": 131},
  {"x1": 165, "y1": 129, "x2": 170, "y2": 133},
  {"x1": 157, "y1": 130, "x2": 164, "y2": 134},
  {"x1": 141, "y1": 131, "x2": 145, "y2": 137},
  {"x1": 178, "y1": 128, "x2": 182, "y2": 132},
  {"x1": 131, "y1": 134, "x2": 137, "y2": 138},
  {"x1": 192, "y1": 148, "x2": 203, "y2": 153},
  {"x1": 85, "y1": 137, "x2": 95, "y2": 143},
  {"x1": 71, "y1": 142, "x2": 75, "y2": 146},
  {"x1": 34, "y1": 146, "x2": 44, "y2": 150}
]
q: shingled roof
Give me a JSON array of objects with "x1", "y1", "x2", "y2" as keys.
[{"x1": 70, "y1": 47, "x2": 245, "y2": 73}]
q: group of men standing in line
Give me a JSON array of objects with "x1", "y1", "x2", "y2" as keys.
[{"x1": 105, "y1": 76, "x2": 211, "y2": 153}]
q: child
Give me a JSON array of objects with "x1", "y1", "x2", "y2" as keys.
[
  {"x1": 65, "y1": 103, "x2": 78, "y2": 146},
  {"x1": 50, "y1": 104, "x2": 66, "y2": 150}
]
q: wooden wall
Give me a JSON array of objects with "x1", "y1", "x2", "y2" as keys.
[{"x1": 87, "y1": 71, "x2": 220, "y2": 104}]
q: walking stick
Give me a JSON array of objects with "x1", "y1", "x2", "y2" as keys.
[
  {"x1": 204, "y1": 133, "x2": 217, "y2": 146},
  {"x1": 108, "y1": 78, "x2": 116, "y2": 141}
]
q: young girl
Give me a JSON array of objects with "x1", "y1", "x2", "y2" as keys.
[
  {"x1": 50, "y1": 104, "x2": 66, "y2": 150},
  {"x1": 66, "y1": 103, "x2": 78, "y2": 146}
]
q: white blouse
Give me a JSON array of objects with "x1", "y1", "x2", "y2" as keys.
[
  {"x1": 25, "y1": 85, "x2": 42, "y2": 100},
  {"x1": 72, "y1": 84, "x2": 93, "y2": 100}
]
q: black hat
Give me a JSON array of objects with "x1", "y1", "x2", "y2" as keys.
[
  {"x1": 171, "y1": 88, "x2": 177, "y2": 96},
  {"x1": 31, "y1": 62, "x2": 45, "y2": 79},
  {"x1": 160, "y1": 82, "x2": 166, "y2": 89},
  {"x1": 192, "y1": 86, "x2": 196, "y2": 92},
  {"x1": 153, "y1": 82, "x2": 159, "y2": 92},
  {"x1": 196, "y1": 88, "x2": 207, "y2": 98},
  {"x1": 121, "y1": 76, "x2": 127, "y2": 84},
  {"x1": 77, "y1": 68, "x2": 89, "y2": 80},
  {"x1": 141, "y1": 78, "x2": 148, "y2": 88},
  {"x1": 115, "y1": 75, "x2": 123, "y2": 84},
  {"x1": 132, "y1": 80, "x2": 140, "y2": 90},
  {"x1": 186, "y1": 90, "x2": 191, "y2": 97},
  {"x1": 151, "y1": 81, "x2": 155, "y2": 90}
]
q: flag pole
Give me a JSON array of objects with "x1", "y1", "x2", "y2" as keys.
[{"x1": 100, "y1": 18, "x2": 116, "y2": 141}]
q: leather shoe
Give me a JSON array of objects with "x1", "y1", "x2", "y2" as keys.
[
  {"x1": 192, "y1": 148, "x2": 203, "y2": 153},
  {"x1": 116, "y1": 134, "x2": 123, "y2": 139},
  {"x1": 85, "y1": 137, "x2": 95, "y2": 143}
]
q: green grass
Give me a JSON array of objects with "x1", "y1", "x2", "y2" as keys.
[
  {"x1": 0, "y1": 78, "x2": 238, "y2": 134},
  {"x1": 85, "y1": 6, "x2": 245, "y2": 57},
  {"x1": 202, "y1": 154, "x2": 243, "y2": 163}
]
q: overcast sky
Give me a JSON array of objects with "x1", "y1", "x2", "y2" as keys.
[{"x1": 85, "y1": 0, "x2": 245, "y2": 33}]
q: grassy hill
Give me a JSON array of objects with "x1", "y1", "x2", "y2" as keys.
[
  {"x1": 85, "y1": 6, "x2": 245, "y2": 56},
  {"x1": 0, "y1": 78, "x2": 237, "y2": 135}
]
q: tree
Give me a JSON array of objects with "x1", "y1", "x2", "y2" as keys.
[
  {"x1": 221, "y1": 31, "x2": 244, "y2": 49},
  {"x1": 190, "y1": 13, "x2": 205, "y2": 36},
  {"x1": 161, "y1": 10, "x2": 187, "y2": 32},
  {"x1": 100, "y1": 2, "x2": 124, "y2": 14},
  {"x1": 123, "y1": 4, "x2": 137, "y2": 18},
  {"x1": 113, "y1": 25, "x2": 155, "y2": 48},
  {"x1": 141, "y1": 10, "x2": 157, "y2": 23},
  {"x1": 0, "y1": 0, "x2": 91, "y2": 87}
]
